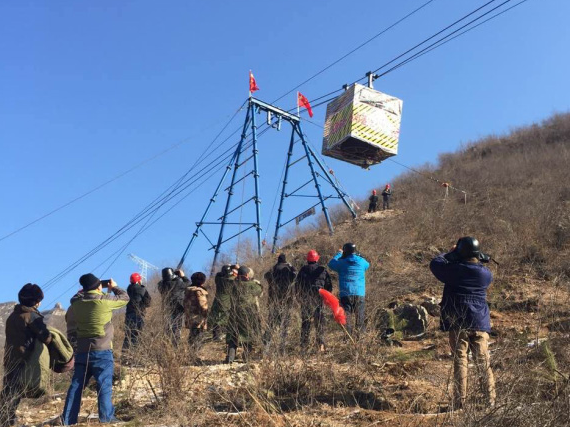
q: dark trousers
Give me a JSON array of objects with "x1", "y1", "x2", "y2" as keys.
[
  {"x1": 383, "y1": 198, "x2": 390, "y2": 210},
  {"x1": 122, "y1": 313, "x2": 144, "y2": 351},
  {"x1": 340, "y1": 296, "x2": 366, "y2": 336},
  {"x1": 368, "y1": 203, "x2": 377, "y2": 213},
  {"x1": 0, "y1": 364, "x2": 24, "y2": 427},
  {"x1": 264, "y1": 302, "x2": 290, "y2": 350},
  {"x1": 166, "y1": 312, "x2": 184, "y2": 347},
  {"x1": 188, "y1": 327, "x2": 205, "y2": 351},
  {"x1": 300, "y1": 302, "x2": 325, "y2": 349},
  {"x1": 226, "y1": 340, "x2": 253, "y2": 363}
]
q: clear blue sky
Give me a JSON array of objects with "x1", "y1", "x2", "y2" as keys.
[{"x1": 1, "y1": 0, "x2": 568, "y2": 307}]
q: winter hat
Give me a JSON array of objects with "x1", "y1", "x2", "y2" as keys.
[
  {"x1": 18, "y1": 283, "x2": 44, "y2": 307},
  {"x1": 237, "y1": 266, "x2": 250, "y2": 278},
  {"x1": 79, "y1": 273, "x2": 101, "y2": 291},
  {"x1": 277, "y1": 254, "x2": 287, "y2": 263},
  {"x1": 191, "y1": 272, "x2": 207, "y2": 286}
]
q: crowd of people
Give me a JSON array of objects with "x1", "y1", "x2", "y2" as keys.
[{"x1": 0, "y1": 235, "x2": 496, "y2": 424}]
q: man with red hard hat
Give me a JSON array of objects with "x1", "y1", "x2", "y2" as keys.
[
  {"x1": 368, "y1": 190, "x2": 379, "y2": 213},
  {"x1": 122, "y1": 272, "x2": 151, "y2": 353},
  {"x1": 295, "y1": 250, "x2": 333, "y2": 352}
]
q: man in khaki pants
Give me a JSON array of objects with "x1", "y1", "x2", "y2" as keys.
[{"x1": 430, "y1": 237, "x2": 496, "y2": 409}]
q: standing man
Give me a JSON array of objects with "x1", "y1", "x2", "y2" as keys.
[
  {"x1": 368, "y1": 190, "x2": 379, "y2": 213},
  {"x1": 226, "y1": 266, "x2": 262, "y2": 363},
  {"x1": 157, "y1": 268, "x2": 187, "y2": 347},
  {"x1": 0, "y1": 284, "x2": 52, "y2": 427},
  {"x1": 263, "y1": 254, "x2": 296, "y2": 349},
  {"x1": 328, "y1": 243, "x2": 370, "y2": 336},
  {"x1": 184, "y1": 272, "x2": 209, "y2": 352},
  {"x1": 429, "y1": 237, "x2": 496, "y2": 409},
  {"x1": 61, "y1": 274, "x2": 129, "y2": 425},
  {"x1": 122, "y1": 273, "x2": 151, "y2": 353},
  {"x1": 210, "y1": 264, "x2": 238, "y2": 341},
  {"x1": 295, "y1": 250, "x2": 333, "y2": 352},
  {"x1": 381, "y1": 184, "x2": 392, "y2": 210}
]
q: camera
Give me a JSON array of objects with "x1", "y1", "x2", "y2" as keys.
[
  {"x1": 478, "y1": 253, "x2": 491, "y2": 263},
  {"x1": 100, "y1": 279, "x2": 111, "y2": 288}
]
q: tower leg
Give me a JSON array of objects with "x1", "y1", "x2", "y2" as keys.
[
  {"x1": 272, "y1": 127, "x2": 297, "y2": 253},
  {"x1": 251, "y1": 105, "x2": 263, "y2": 257},
  {"x1": 296, "y1": 122, "x2": 334, "y2": 235},
  {"x1": 211, "y1": 102, "x2": 252, "y2": 273}
]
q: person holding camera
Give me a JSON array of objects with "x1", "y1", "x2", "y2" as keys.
[
  {"x1": 61, "y1": 274, "x2": 129, "y2": 425},
  {"x1": 429, "y1": 237, "x2": 496, "y2": 409},
  {"x1": 157, "y1": 268, "x2": 188, "y2": 347},
  {"x1": 328, "y1": 243, "x2": 370, "y2": 337}
]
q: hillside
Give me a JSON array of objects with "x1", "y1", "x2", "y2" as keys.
[{"x1": 5, "y1": 113, "x2": 570, "y2": 426}]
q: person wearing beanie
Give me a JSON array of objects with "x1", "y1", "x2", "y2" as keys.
[
  {"x1": 0, "y1": 284, "x2": 52, "y2": 427},
  {"x1": 295, "y1": 250, "x2": 333, "y2": 352},
  {"x1": 183, "y1": 272, "x2": 209, "y2": 355},
  {"x1": 61, "y1": 274, "x2": 129, "y2": 425},
  {"x1": 157, "y1": 267, "x2": 188, "y2": 347},
  {"x1": 122, "y1": 273, "x2": 152, "y2": 354},
  {"x1": 263, "y1": 253, "x2": 296, "y2": 350},
  {"x1": 226, "y1": 266, "x2": 262, "y2": 363}
]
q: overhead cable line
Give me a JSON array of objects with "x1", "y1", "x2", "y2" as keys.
[
  {"x1": 271, "y1": 0, "x2": 439, "y2": 104},
  {"x1": 43, "y1": 122, "x2": 272, "y2": 291},
  {"x1": 0, "y1": 100, "x2": 247, "y2": 244}
]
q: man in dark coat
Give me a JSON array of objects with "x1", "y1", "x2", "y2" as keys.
[
  {"x1": 157, "y1": 267, "x2": 187, "y2": 347},
  {"x1": 263, "y1": 254, "x2": 296, "y2": 349},
  {"x1": 0, "y1": 284, "x2": 52, "y2": 427},
  {"x1": 226, "y1": 266, "x2": 262, "y2": 363},
  {"x1": 295, "y1": 250, "x2": 333, "y2": 352},
  {"x1": 368, "y1": 190, "x2": 379, "y2": 213},
  {"x1": 381, "y1": 184, "x2": 392, "y2": 210},
  {"x1": 122, "y1": 272, "x2": 151, "y2": 352},
  {"x1": 430, "y1": 236, "x2": 496, "y2": 409}
]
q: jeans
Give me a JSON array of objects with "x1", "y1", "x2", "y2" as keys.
[
  {"x1": 300, "y1": 301, "x2": 325, "y2": 349},
  {"x1": 122, "y1": 313, "x2": 144, "y2": 351},
  {"x1": 340, "y1": 296, "x2": 366, "y2": 336},
  {"x1": 62, "y1": 350, "x2": 116, "y2": 425},
  {"x1": 0, "y1": 364, "x2": 24, "y2": 427},
  {"x1": 449, "y1": 330, "x2": 496, "y2": 407}
]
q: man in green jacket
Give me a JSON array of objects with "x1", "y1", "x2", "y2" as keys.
[
  {"x1": 61, "y1": 274, "x2": 129, "y2": 425},
  {"x1": 226, "y1": 266, "x2": 262, "y2": 363},
  {"x1": 0, "y1": 284, "x2": 51, "y2": 427}
]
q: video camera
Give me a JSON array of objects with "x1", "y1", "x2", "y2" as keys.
[{"x1": 444, "y1": 250, "x2": 492, "y2": 264}]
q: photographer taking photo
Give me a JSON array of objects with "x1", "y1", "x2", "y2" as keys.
[{"x1": 430, "y1": 237, "x2": 495, "y2": 410}]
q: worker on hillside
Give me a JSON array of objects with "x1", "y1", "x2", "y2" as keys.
[
  {"x1": 295, "y1": 250, "x2": 333, "y2": 352},
  {"x1": 184, "y1": 272, "x2": 209, "y2": 354},
  {"x1": 429, "y1": 237, "x2": 496, "y2": 409},
  {"x1": 263, "y1": 254, "x2": 296, "y2": 350},
  {"x1": 122, "y1": 272, "x2": 151, "y2": 354},
  {"x1": 210, "y1": 264, "x2": 238, "y2": 341},
  {"x1": 157, "y1": 268, "x2": 187, "y2": 347},
  {"x1": 381, "y1": 184, "x2": 392, "y2": 210},
  {"x1": 226, "y1": 266, "x2": 262, "y2": 363},
  {"x1": 328, "y1": 243, "x2": 370, "y2": 337},
  {"x1": 61, "y1": 274, "x2": 129, "y2": 425},
  {"x1": 368, "y1": 190, "x2": 379, "y2": 213},
  {"x1": 0, "y1": 284, "x2": 52, "y2": 427}
]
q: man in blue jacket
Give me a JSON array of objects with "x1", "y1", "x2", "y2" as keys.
[
  {"x1": 430, "y1": 236, "x2": 496, "y2": 409},
  {"x1": 328, "y1": 243, "x2": 370, "y2": 336}
]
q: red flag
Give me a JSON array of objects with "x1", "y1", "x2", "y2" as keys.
[
  {"x1": 249, "y1": 71, "x2": 259, "y2": 94},
  {"x1": 297, "y1": 92, "x2": 314, "y2": 118},
  {"x1": 319, "y1": 289, "x2": 347, "y2": 325}
]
